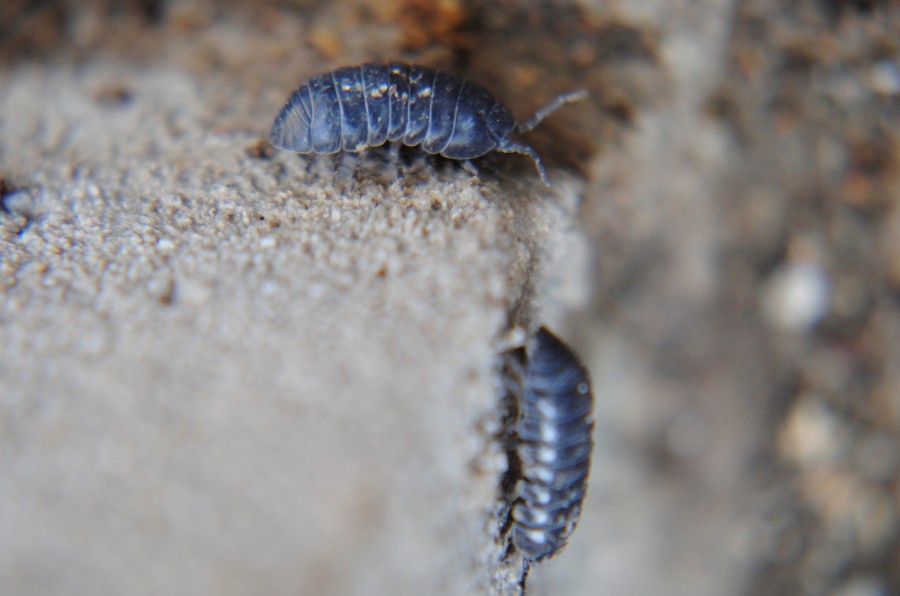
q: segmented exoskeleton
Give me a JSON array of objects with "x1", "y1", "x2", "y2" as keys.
[
  {"x1": 269, "y1": 63, "x2": 586, "y2": 185},
  {"x1": 501, "y1": 326, "x2": 594, "y2": 579}
]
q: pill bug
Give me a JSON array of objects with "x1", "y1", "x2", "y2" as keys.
[
  {"x1": 500, "y1": 326, "x2": 594, "y2": 575},
  {"x1": 269, "y1": 63, "x2": 586, "y2": 185}
]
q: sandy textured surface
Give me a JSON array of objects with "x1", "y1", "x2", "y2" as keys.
[
  {"x1": 0, "y1": 13, "x2": 542, "y2": 594},
  {"x1": 2, "y1": 1, "x2": 899, "y2": 595}
]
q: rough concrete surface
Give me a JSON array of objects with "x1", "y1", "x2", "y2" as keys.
[{"x1": 2, "y1": 1, "x2": 899, "y2": 595}]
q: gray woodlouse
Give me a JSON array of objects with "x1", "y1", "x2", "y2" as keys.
[
  {"x1": 501, "y1": 326, "x2": 594, "y2": 569},
  {"x1": 269, "y1": 63, "x2": 586, "y2": 185}
]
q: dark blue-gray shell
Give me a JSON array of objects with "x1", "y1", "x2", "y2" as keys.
[
  {"x1": 504, "y1": 326, "x2": 594, "y2": 562},
  {"x1": 269, "y1": 63, "x2": 516, "y2": 159},
  {"x1": 269, "y1": 63, "x2": 586, "y2": 184}
]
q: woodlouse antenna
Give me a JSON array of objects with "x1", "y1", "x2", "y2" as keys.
[
  {"x1": 496, "y1": 142, "x2": 549, "y2": 186},
  {"x1": 502, "y1": 89, "x2": 588, "y2": 186},
  {"x1": 514, "y1": 89, "x2": 588, "y2": 133}
]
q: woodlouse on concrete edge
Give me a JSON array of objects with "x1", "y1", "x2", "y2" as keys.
[
  {"x1": 269, "y1": 63, "x2": 586, "y2": 186},
  {"x1": 500, "y1": 326, "x2": 594, "y2": 583}
]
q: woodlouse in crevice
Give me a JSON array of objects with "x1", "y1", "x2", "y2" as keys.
[
  {"x1": 500, "y1": 326, "x2": 594, "y2": 579},
  {"x1": 269, "y1": 63, "x2": 586, "y2": 185}
]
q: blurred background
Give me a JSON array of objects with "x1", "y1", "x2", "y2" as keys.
[{"x1": 2, "y1": 1, "x2": 898, "y2": 594}]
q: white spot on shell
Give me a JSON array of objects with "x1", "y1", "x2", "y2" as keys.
[
  {"x1": 540, "y1": 422, "x2": 558, "y2": 442},
  {"x1": 536, "y1": 398, "x2": 558, "y2": 418},
  {"x1": 537, "y1": 446, "x2": 556, "y2": 463},
  {"x1": 521, "y1": 482, "x2": 551, "y2": 505},
  {"x1": 514, "y1": 506, "x2": 548, "y2": 525},
  {"x1": 530, "y1": 465, "x2": 554, "y2": 484}
]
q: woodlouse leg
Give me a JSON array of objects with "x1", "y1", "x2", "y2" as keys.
[
  {"x1": 519, "y1": 560, "x2": 531, "y2": 595},
  {"x1": 329, "y1": 154, "x2": 341, "y2": 186},
  {"x1": 515, "y1": 89, "x2": 588, "y2": 133},
  {"x1": 496, "y1": 142, "x2": 548, "y2": 186},
  {"x1": 333, "y1": 153, "x2": 361, "y2": 188},
  {"x1": 387, "y1": 142, "x2": 402, "y2": 179},
  {"x1": 498, "y1": 345, "x2": 526, "y2": 548},
  {"x1": 424, "y1": 155, "x2": 440, "y2": 180},
  {"x1": 460, "y1": 159, "x2": 480, "y2": 179}
]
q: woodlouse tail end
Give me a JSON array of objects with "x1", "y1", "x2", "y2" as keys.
[
  {"x1": 269, "y1": 119, "x2": 292, "y2": 151},
  {"x1": 269, "y1": 101, "x2": 313, "y2": 153}
]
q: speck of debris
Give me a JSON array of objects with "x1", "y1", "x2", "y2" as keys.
[
  {"x1": 762, "y1": 260, "x2": 832, "y2": 332},
  {"x1": 246, "y1": 139, "x2": 275, "y2": 159},
  {"x1": 94, "y1": 85, "x2": 135, "y2": 107},
  {"x1": 0, "y1": 176, "x2": 12, "y2": 212}
]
